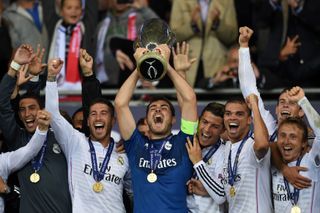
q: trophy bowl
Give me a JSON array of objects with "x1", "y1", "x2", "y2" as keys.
[{"x1": 135, "y1": 18, "x2": 176, "y2": 82}]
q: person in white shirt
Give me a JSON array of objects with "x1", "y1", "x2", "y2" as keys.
[
  {"x1": 272, "y1": 86, "x2": 320, "y2": 213},
  {"x1": 0, "y1": 109, "x2": 51, "y2": 213},
  {"x1": 238, "y1": 26, "x2": 312, "y2": 190},
  {"x1": 45, "y1": 51, "x2": 131, "y2": 213},
  {"x1": 186, "y1": 102, "x2": 226, "y2": 213},
  {"x1": 187, "y1": 95, "x2": 272, "y2": 213}
]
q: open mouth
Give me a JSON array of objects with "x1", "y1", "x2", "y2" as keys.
[
  {"x1": 228, "y1": 122, "x2": 239, "y2": 133},
  {"x1": 25, "y1": 119, "x2": 35, "y2": 128},
  {"x1": 201, "y1": 132, "x2": 211, "y2": 141},
  {"x1": 154, "y1": 114, "x2": 163, "y2": 124},
  {"x1": 280, "y1": 110, "x2": 291, "y2": 118},
  {"x1": 94, "y1": 123, "x2": 105, "y2": 133}
]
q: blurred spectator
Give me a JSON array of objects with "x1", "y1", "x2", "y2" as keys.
[
  {"x1": 95, "y1": 0, "x2": 157, "y2": 88},
  {"x1": 2, "y1": 0, "x2": 48, "y2": 59},
  {"x1": 257, "y1": 0, "x2": 320, "y2": 88},
  {"x1": 170, "y1": 0, "x2": 238, "y2": 87},
  {"x1": 0, "y1": 0, "x2": 12, "y2": 81},
  {"x1": 198, "y1": 44, "x2": 263, "y2": 89},
  {"x1": 43, "y1": 0, "x2": 98, "y2": 91},
  {"x1": 149, "y1": 0, "x2": 171, "y2": 22}
]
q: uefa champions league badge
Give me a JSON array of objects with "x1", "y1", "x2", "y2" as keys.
[{"x1": 164, "y1": 141, "x2": 172, "y2": 150}]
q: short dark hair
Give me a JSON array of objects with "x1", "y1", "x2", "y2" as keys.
[
  {"x1": 146, "y1": 96, "x2": 175, "y2": 117},
  {"x1": 89, "y1": 98, "x2": 114, "y2": 117},
  {"x1": 60, "y1": 0, "x2": 82, "y2": 9},
  {"x1": 225, "y1": 97, "x2": 251, "y2": 115},
  {"x1": 278, "y1": 117, "x2": 308, "y2": 143},
  {"x1": 277, "y1": 87, "x2": 292, "y2": 105},
  {"x1": 72, "y1": 107, "x2": 84, "y2": 120},
  {"x1": 19, "y1": 92, "x2": 44, "y2": 109},
  {"x1": 200, "y1": 102, "x2": 225, "y2": 119}
]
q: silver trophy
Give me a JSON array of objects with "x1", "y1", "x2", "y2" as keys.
[{"x1": 135, "y1": 18, "x2": 176, "y2": 81}]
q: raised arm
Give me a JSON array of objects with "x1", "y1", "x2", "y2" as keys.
[
  {"x1": 45, "y1": 59, "x2": 79, "y2": 155},
  {"x1": 246, "y1": 94, "x2": 269, "y2": 159},
  {"x1": 238, "y1": 26, "x2": 276, "y2": 136},
  {"x1": 288, "y1": 86, "x2": 320, "y2": 158},
  {"x1": 1, "y1": 110, "x2": 50, "y2": 176},
  {"x1": 114, "y1": 49, "x2": 147, "y2": 140},
  {"x1": 159, "y1": 44, "x2": 197, "y2": 122},
  {"x1": 79, "y1": 48, "x2": 102, "y2": 136},
  {"x1": 0, "y1": 45, "x2": 35, "y2": 148},
  {"x1": 172, "y1": 42, "x2": 196, "y2": 110}
]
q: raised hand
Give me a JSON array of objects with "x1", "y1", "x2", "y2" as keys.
[
  {"x1": 134, "y1": 47, "x2": 149, "y2": 62},
  {"x1": 47, "y1": 58, "x2": 64, "y2": 81},
  {"x1": 17, "y1": 64, "x2": 33, "y2": 86},
  {"x1": 173, "y1": 42, "x2": 196, "y2": 72},
  {"x1": 79, "y1": 48, "x2": 93, "y2": 76},
  {"x1": 155, "y1": 44, "x2": 171, "y2": 62},
  {"x1": 238, "y1": 26, "x2": 254, "y2": 48},
  {"x1": 37, "y1": 110, "x2": 51, "y2": 131},
  {"x1": 279, "y1": 35, "x2": 300, "y2": 61},
  {"x1": 13, "y1": 44, "x2": 35, "y2": 65},
  {"x1": 246, "y1": 93, "x2": 259, "y2": 110},
  {"x1": 185, "y1": 135, "x2": 202, "y2": 165},
  {"x1": 28, "y1": 44, "x2": 47, "y2": 76},
  {"x1": 287, "y1": 86, "x2": 305, "y2": 103}
]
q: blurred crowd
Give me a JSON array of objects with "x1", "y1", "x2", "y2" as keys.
[{"x1": 0, "y1": 0, "x2": 319, "y2": 91}]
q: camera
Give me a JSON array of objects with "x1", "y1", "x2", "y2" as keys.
[{"x1": 117, "y1": 0, "x2": 133, "y2": 4}]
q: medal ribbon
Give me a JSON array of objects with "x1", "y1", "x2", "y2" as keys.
[
  {"x1": 149, "y1": 135, "x2": 173, "y2": 172},
  {"x1": 88, "y1": 138, "x2": 114, "y2": 182},
  {"x1": 284, "y1": 156, "x2": 303, "y2": 207},
  {"x1": 203, "y1": 139, "x2": 222, "y2": 163},
  {"x1": 269, "y1": 129, "x2": 278, "y2": 142},
  {"x1": 193, "y1": 138, "x2": 222, "y2": 178},
  {"x1": 31, "y1": 135, "x2": 48, "y2": 172},
  {"x1": 228, "y1": 130, "x2": 252, "y2": 186}
]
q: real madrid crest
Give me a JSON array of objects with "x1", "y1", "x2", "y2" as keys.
[
  {"x1": 164, "y1": 141, "x2": 172, "y2": 150},
  {"x1": 118, "y1": 156, "x2": 124, "y2": 165},
  {"x1": 52, "y1": 143, "x2": 61, "y2": 154}
]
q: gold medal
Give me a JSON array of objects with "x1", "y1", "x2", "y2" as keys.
[
  {"x1": 147, "y1": 172, "x2": 157, "y2": 183},
  {"x1": 230, "y1": 186, "x2": 236, "y2": 197},
  {"x1": 30, "y1": 172, "x2": 40, "y2": 183},
  {"x1": 93, "y1": 182, "x2": 104, "y2": 193},
  {"x1": 291, "y1": 205, "x2": 301, "y2": 213}
]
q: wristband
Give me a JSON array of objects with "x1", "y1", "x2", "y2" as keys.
[{"x1": 10, "y1": 61, "x2": 21, "y2": 71}]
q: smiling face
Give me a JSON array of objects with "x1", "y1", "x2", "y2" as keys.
[
  {"x1": 198, "y1": 111, "x2": 224, "y2": 147},
  {"x1": 60, "y1": 0, "x2": 82, "y2": 25},
  {"x1": 146, "y1": 100, "x2": 174, "y2": 139},
  {"x1": 276, "y1": 92, "x2": 304, "y2": 123},
  {"x1": 88, "y1": 103, "x2": 114, "y2": 142},
  {"x1": 277, "y1": 122, "x2": 307, "y2": 163},
  {"x1": 19, "y1": 98, "x2": 41, "y2": 133},
  {"x1": 224, "y1": 102, "x2": 251, "y2": 143}
]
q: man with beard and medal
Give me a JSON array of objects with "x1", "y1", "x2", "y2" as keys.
[
  {"x1": 114, "y1": 44, "x2": 198, "y2": 212},
  {"x1": 185, "y1": 102, "x2": 227, "y2": 213},
  {"x1": 45, "y1": 51, "x2": 131, "y2": 213},
  {"x1": 272, "y1": 86, "x2": 320, "y2": 213},
  {"x1": 0, "y1": 44, "x2": 72, "y2": 213}
]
